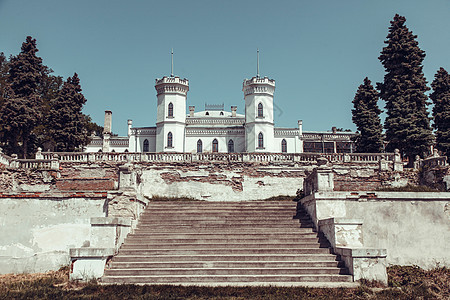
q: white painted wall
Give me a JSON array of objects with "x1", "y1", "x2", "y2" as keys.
[
  {"x1": 301, "y1": 191, "x2": 450, "y2": 269},
  {"x1": 0, "y1": 197, "x2": 106, "y2": 274}
]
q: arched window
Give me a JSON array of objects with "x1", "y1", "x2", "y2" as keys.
[
  {"x1": 212, "y1": 139, "x2": 218, "y2": 152},
  {"x1": 167, "y1": 132, "x2": 173, "y2": 148},
  {"x1": 228, "y1": 139, "x2": 234, "y2": 153},
  {"x1": 168, "y1": 103, "x2": 173, "y2": 117},
  {"x1": 258, "y1": 132, "x2": 264, "y2": 148},
  {"x1": 197, "y1": 139, "x2": 203, "y2": 153},
  {"x1": 258, "y1": 103, "x2": 263, "y2": 117},
  {"x1": 281, "y1": 139, "x2": 287, "y2": 153},
  {"x1": 143, "y1": 139, "x2": 149, "y2": 152}
]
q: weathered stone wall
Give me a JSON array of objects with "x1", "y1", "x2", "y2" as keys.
[
  {"x1": 132, "y1": 162, "x2": 311, "y2": 201},
  {"x1": 301, "y1": 191, "x2": 450, "y2": 269},
  {"x1": 421, "y1": 165, "x2": 450, "y2": 191},
  {"x1": 333, "y1": 166, "x2": 419, "y2": 191},
  {"x1": 0, "y1": 192, "x2": 107, "y2": 274},
  {"x1": 0, "y1": 162, "x2": 120, "y2": 192}
]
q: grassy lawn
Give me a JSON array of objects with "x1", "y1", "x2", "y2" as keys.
[{"x1": 0, "y1": 266, "x2": 448, "y2": 299}]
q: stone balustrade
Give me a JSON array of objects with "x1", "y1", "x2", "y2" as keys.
[
  {"x1": 0, "y1": 149, "x2": 13, "y2": 167},
  {"x1": 421, "y1": 156, "x2": 448, "y2": 168},
  {"x1": 0, "y1": 147, "x2": 397, "y2": 170},
  {"x1": 37, "y1": 151, "x2": 395, "y2": 164}
]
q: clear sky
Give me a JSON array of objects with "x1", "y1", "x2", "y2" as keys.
[{"x1": 0, "y1": 0, "x2": 449, "y2": 136}]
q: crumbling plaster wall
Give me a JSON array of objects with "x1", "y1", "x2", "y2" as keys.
[
  {"x1": 0, "y1": 194, "x2": 107, "y2": 274},
  {"x1": 133, "y1": 162, "x2": 312, "y2": 201}
]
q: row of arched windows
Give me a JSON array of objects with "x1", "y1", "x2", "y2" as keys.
[
  {"x1": 143, "y1": 136, "x2": 287, "y2": 153},
  {"x1": 196, "y1": 139, "x2": 235, "y2": 153}
]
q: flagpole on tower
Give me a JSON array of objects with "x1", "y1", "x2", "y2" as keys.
[
  {"x1": 171, "y1": 48, "x2": 174, "y2": 77},
  {"x1": 257, "y1": 48, "x2": 260, "y2": 78}
]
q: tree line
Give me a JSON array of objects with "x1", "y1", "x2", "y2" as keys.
[
  {"x1": 0, "y1": 36, "x2": 102, "y2": 158},
  {"x1": 352, "y1": 14, "x2": 450, "y2": 163}
]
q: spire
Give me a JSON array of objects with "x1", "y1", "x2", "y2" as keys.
[
  {"x1": 170, "y1": 48, "x2": 174, "y2": 77},
  {"x1": 256, "y1": 48, "x2": 260, "y2": 78}
]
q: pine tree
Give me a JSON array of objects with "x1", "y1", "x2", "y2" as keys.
[
  {"x1": 352, "y1": 77, "x2": 384, "y2": 153},
  {"x1": 377, "y1": 14, "x2": 433, "y2": 163},
  {"x1": 3, "y1": 36, "x2": 45, "y2": 157},
  {"x1": 49, "y1": 73, "x2": 89, "y2": 151},
  {"x1": 430, "y1": 68, "x2": 450, "y2": 156}
]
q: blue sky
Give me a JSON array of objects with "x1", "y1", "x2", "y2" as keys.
[{"x1": 1, "y1": 0, "x2": 449, "y2": 135}]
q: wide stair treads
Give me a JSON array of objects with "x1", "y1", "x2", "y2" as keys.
[{"x1": 101, "y1": 201, "x2": 353, "y2": 286}]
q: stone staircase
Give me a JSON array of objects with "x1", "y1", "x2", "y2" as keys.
[{"x1": 101, "y1": 200, "x2": 353, "y2": 286}]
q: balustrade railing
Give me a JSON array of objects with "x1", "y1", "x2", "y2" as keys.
[
  {"x1": 421, "y1": 156, "x2": 448, "y2": 168},
  {"x1": 1, "y1": 147, "x2": 399, "y2": 170}
]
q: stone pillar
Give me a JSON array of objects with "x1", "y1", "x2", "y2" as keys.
[
  {"x1": 35, "y1": 147, "x2": 43, "y2": 159},
  {"x1": 393, "y1": 149, "x2": 403, "y2": 171},
  {"x1": 103, "y1": 111, "x2": 112, "y2": 153},
  {"x1": 231, "y1": 106, "x2": 237, "y2": 117}
]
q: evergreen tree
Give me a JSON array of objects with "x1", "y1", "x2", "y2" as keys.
[
  {"x1": 49, "y1": 73, "x2": 89, "y2": 151},
  {"x1": 430, "y1": 68, "x2": 450, "y2": 156},
  {"x1": 352, "y1": 77, "x2": 384, "y2": 153},
  {"x1": 377, "y1": 14, "x2": 433, "y2": 163},
  {"x1": 3, "y1": 36, "x2": 45, "y2": 157}
]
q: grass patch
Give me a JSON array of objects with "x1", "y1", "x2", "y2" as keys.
[
  {"x1": 1, "y1": 265, "x2": 448, "y2": 299},
  {"x1": 260, "y1": 195, "x2": 296, "y2": 201},
  {"x1": 149, "y1": 196, "x2": 201, "y2": 202},
  {"x1": 377, "y1": 184, "x2": 441, "y2": 192}
]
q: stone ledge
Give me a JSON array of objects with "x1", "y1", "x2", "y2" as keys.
[
  {"x1": 90, "y1": 217, "x2": 131, "y2": 227},
  {"x1": 335, "y1": 247, "x2": 387, "y2": 258},
  {"x1": 0, "y1": 191, "x2": 108, "y2": 198},
  {"x1": 318, "y1": 218, "x2": 363, "y2": 226},
  {"x1": 70, "y1": 248, "x2": 114, "y2": 258},
  {"x1": 312, "y1": 191, "x2": 450, "y2": 201}
]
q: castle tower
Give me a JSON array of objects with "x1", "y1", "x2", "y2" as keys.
[
  {"x1": 243, "y1": 76, "x2": 275, "y2": 152},
  {"x1": 155, "y1": 76, "x2": 189, "y2": 152}
]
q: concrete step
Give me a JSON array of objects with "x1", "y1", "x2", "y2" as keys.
[
  {"x1": 125, "y1": 233, "x2": 318, "y2": 240},
  {"x1": 123, "y1": 237, "x2": 321, "y2": 244},
  {"x1": 110, "y1": 254, "x2": 339, "y2": 263},
  {"x1": 107, "y1": 261, "x2": 345, "y2": 269},
  {"x1": 104, "y1": 267, "x2": 349, "y2": 276},
  {"x1": 100, "y1": 274, "x2": 353, "y2": 284},
  {"x1": 134, "y1": 224, "x2": 312, "y2": 229},
  {"x1": 120, "y1": 243, "x2": 326, "y2": 249},
  {"x1": 116, "y1": 248, "x2": 331, "y2": 255},
  {"x1": 139, "y1": 216, "x2": 306, "y2": 225}
]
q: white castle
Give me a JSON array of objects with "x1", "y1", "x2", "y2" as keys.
[{"x1": 86, "y1": 73, "x2": 354, "y2": 154}]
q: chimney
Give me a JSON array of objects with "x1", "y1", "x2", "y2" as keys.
[
  {"x1": 298, "y1": 120, "x2": 303, "y2": 136},
  {"x1": 127, "y1": 119, "x2": 132, "y2": 137},
  {"x1": 189, "y1": 106, "x2": 195, "y2": 117},
  {"x1": 104, "y1": 111, "x2": 112, "y2": 134},
  {"x1": 231, "y1": 106, "x2": 237, "y2": 117}
]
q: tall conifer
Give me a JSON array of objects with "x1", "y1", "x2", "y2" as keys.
[
  {"x1": 352, "y1": 77, "x2": 383, "y2": 153},
  {"x1": 430, "y1": 68, "x2": 450, "y2": 156},
  {"x1": 4, "y1": 36, "x2": 45, "y2": 157},
  {"x1": 377, "y1": 14, "x2": 433, "y2": 163},
  {"x1": 49, "y1": 73, "x2": 89, "y2": 151}
]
